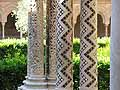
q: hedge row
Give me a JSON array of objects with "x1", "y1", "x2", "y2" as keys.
[
  {"x1": 0, "y1": 39, "x2": 27, "y2": 60},
  {"x1": 0, "y1": 38, "x2": 110, "y2": 90}
]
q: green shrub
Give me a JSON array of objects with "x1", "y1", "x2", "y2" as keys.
[
  {"x1": 73, "y1": 38, "x2": 80, "y2": 54},
  {"x1": 0, "y1": 39, "x2": 27, "y2": 60},
  {"x1": 73, "y1": 37, "x2": 110, "y2": 54},
  {"x1": 97, "y1": 37, "x2": 110, "y2": 48},
  {"x1": 0, "y1": 55, "x2": 27, "y2": 90},
  {"x1": 0, "y1": 38, "x2": 110, "y2": 90},
  {"x1": 73, "y1": 53, "x2": 80, "y2": 89}
]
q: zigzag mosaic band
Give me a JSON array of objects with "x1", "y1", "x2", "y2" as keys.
[
  {"x1": 46, "y1": 0, "x2": 57, "y2": 79},
  {"x1": 80, "y1": 0, "x2": 98, "y2": 90},
  {"x1": 28, "y1": 0, "x2": 44, "y2": 77},
  {"x1": 56, "y1": 0, "x2": 73, "y2": 89}
]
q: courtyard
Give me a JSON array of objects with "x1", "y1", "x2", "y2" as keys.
[{"x1": 0, "y1": 0, "x2": 117, "y2": 90}]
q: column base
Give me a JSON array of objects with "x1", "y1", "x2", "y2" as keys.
[
  {"x1": 55, "y1": 87, "x2": 73, "y2": 90},
  {"x1": 79, "y1": 87, "x2": 98, "y2": 90},
  {"x1": 18, "y1": 76, "x2": 56, "y2": 90},
  {"x1": 47, "y1": 77, "x2": 56, "y2": 89}
]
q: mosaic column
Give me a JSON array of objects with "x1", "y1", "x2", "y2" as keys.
[
  {"x1": 80, "y1": 0, "x2": 98, "y2": 90},
  {"x1": 18, "y1": 0, "x2": 47, "y2": 89},
  {"x1": 45, "y1": 0, "x2": 56, "y2": 89},
  {"x1": 56, "y1": 0, "x2": 73, "y2": 90},
  {"x1": 110, "y1": 0, "x2": 120, "y2": 90}
]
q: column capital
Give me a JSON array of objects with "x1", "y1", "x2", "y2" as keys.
[{"x1": 1, "y1": 22, "x2": 6, "y2": 26}]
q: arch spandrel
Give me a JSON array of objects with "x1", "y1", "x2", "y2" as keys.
[
  {"x1": 97, "y1": 0, "x2": 111, "y2": 25},
  {"x1": 0, "y1": 9, "x2": 3, "y2": 22},
  {"x1": 0, "y1": 2, "x2": 17, "y2": 23}
]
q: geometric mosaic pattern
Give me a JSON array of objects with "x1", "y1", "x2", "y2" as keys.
[
  {"x1": 46, "y1": 0, "x2": 57, "y2": 79},
  {"x1": 56, "y1": 0, "x2": 73, "y2": 89},
  {"x1": 80, "y1": 0, "x2": 98, "y2": 89},
  {"x1": 28, "y1": 0, "x2": 44, "y2": 77}
]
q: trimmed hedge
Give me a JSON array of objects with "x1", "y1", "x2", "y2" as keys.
[
  {"x1": 0, "y1": 38, "x2": 110, "y2": 90},
  {"x1": 0, "y1": 55, "x2": 27, "y2": 90},
  {"x1": 0, "y1": 39, "x2": 27, "y2": 90},
  {"x1": 0, "y1": 39, "x2": 27, "y2": 60}
]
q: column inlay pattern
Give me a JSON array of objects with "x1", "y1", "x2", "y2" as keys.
[
  {"x1": 80, "y1": 0, "x2": 98, "y2": 89},
  {"x1": 56, "y1": 0, "x2": 73, "y2": 89},
  {"x1": 28, "y1": 0, "x2": 44, "y2": 77},
  {"x1": 46, "y1": 0, "x2": 57, "y2": 79}
]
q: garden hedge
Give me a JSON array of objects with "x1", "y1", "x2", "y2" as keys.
[{"x1": 0, "y1": 38, "x2": 110, "y2": 90}]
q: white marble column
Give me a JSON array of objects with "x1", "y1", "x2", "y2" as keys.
[
  {"x1": 45, "y1": 0, "x2": 56, "y2": 89},
  {"x1": 2, "y1": 22, "x2": 5, "y2": 39},
  {"x1": 105, "y1": 24, "x2": 109, "y2": 37},
  {"x1": 18, "y1": 0, "x2": 47, "y2": 90},
  {"x1": 110, "y1": 0, "x2": 120, "y2": 90},
  {"x1": 20, "y1": 31, "x2": 23, "y2": 39},
  {"x1": 80, "y1": 0, "x2": 98, "y2": 90},
  {"x1": 56, "y1": 0, "x2": 73, "y2": 90}
]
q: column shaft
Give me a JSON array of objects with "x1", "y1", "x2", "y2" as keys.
[
  {"x1": 46, "y1": 0, "x2": 56, "y2": 89},
  {"x1": 110, "y1": 0, "x2": 120, "y2": 90},
  {"x1": 18, "y1": 0, "x2": 47, "y2": 89},
  {"x1": 2, "y1": 22, "x2": 5, "y2": 39},
  {"x1": 27, "y1": 0, "x2": 44, "y2": 79},
  {"x1": 105, "y1": 24, "x2": 108, "y2": 37},
  {"x1": 56, "y1": 0, "x2": 73, "y2": 90},
  {"x1": 20, "y1": 31, "x2": 23, "y2": 39},
  {"x1": 80, "y1": 0, "x2": 98, "y2": 90}
]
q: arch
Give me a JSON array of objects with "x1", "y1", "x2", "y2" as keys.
[
  {"x1": 74, "y1": 13, "x2": 107, "y2": 38},
  {"x1": 4, "y1": 12, "x2": 20, "y2": 38},
  {"x1": 74, "y1": 14, "x2": 80, "y2": 38},
  {"x1": 97, "y1": 11, "x2": 105, "y2": 24},
  {"x1": 4, "y1": 3, "x2": 17, "y2": 17},
  {"x1": 97, "y1": 14, "x2": 106, "y2": 37}
]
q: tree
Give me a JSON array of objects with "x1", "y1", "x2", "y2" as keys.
[{"x1": 13, "y1": 0, "x2": 29, "y2": 34}]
